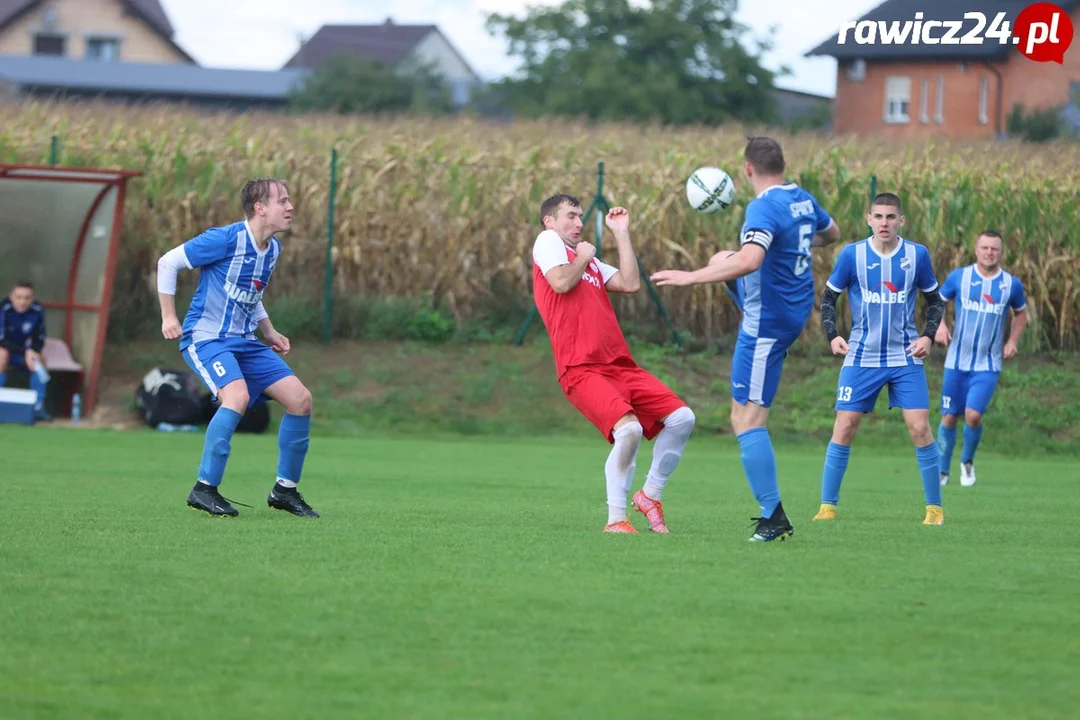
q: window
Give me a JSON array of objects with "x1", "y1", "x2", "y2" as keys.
[
  {"x1": 86, "y1": 37, "x2": 120, "y2": 61},
  {"x1": 847, "y1": 58, "x2": 866, "y2": 81},
  {"x1": 935, "y1": 75, "x2": 945, "y2": 123},
  {"x1": 33, "y1": 33, "x2": 66, "y2": 56},
  {"x1": 979, "y1": 77, "x2": 990, "y2": 124},
  {"x1": 884, "y1": 76, "x2": 911, "y2": 123},
  {"x1": 920, "y1": 78, "x2": 930, "y2": 123}
]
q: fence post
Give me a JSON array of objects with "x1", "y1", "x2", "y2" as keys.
[
  {"x1": 870, "y1": 174, "x2": 877, "y2": 202},
  {"x1": 322, "y1": 147, "x2": 338, "y2": 345},
  {"x1": 49, "y1": 135, "x2": 59, "y2": 165}
]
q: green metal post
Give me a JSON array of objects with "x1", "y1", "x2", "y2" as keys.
[
  {"x1": 49, "y1": 135, "x2": 58, "y2": 165},
  {"x1": 322, "y1": 147, "x2": 338, "y2": 345},
  {"x1": 870, "y1": 174, "x2": 877, "y2": 202},
  {"x1": 594, "y1": 161, "x2": 605, "y2": 260}
]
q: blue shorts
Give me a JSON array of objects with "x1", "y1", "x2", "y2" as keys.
[
  {"x1": 182, "y1": 337, "x2": 294, "y2": 407},
  {"x1": 940, "y1": 369, "x2": 999, "y2": 416},
  {"x1": 835, "y1": 364, "x2": 930, "y2": 413},
  {"x1": 730, "y1": 330, "x2": 798, "y2": 408},
  {"x1": 4, "y1": 350, "x2": 27, "y2": 369}
]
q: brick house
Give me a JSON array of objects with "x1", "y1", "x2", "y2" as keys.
[{"x1": 806, "y1": 0, "x2": 1080, "y2": 139}]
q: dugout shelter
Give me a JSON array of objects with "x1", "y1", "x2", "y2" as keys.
[{"x1": 0, "y1": 162, "x2": 141, "y2": 418}]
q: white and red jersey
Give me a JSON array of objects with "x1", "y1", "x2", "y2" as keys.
[{"x1": 531, "y1": 230, "x2": 634, "y2": 378}]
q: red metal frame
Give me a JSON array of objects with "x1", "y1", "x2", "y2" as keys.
[
  {"x1": 0, "y1": 164, "x2": 142, "y2": 416},
  {"x1": 66, "y1": 184, "x2": 113, "y2": 346}
]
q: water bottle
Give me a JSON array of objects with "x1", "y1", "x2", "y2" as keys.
[
  {"x1": 33, "y1": 363, "x2": 50, "y2": 385},
  {"x1": 71, "y1": 393, "x2": 81, "y2": 424}
]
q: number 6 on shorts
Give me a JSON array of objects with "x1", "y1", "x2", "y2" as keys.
[{"x1": 213, "y1": 361, "x2": 227, "y2": 377}]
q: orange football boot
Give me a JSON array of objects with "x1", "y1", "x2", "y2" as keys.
[{"x1": 632, "y1": 491, "x2": 670, "y2": 533}]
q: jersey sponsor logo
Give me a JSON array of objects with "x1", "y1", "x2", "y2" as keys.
[
  {"x1": 223, "y1": 280, "x2": 264, "y2": 305},
  {"x1": 961, "y1": 297, "x2": 1005, "y2": 315},
  {"x1": 22, "y1": 321, "x2": 33, "y2": 333},
  {"x1": 900, "y1": 256, "x2": 912, "y2": 271},
  {"x1": 581, "y1": 271, "x2": 602, "y2": 289},
  {"x1": 862, "y1": 281, "x2": 907, "y2": 304}
]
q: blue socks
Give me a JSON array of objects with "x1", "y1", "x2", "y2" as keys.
[
  {"x1": 276, "y1": 413, "x2": 311, "y2": 485},
  {"x1": 938, "y1": 422, "x2": 982, "y2": 471},
  {"x1": 937, "y1": 422, "x2": 957, "y2": 474},
  {"x1": 820, "y1": 441, "x2": 851, "y2": 505},
  {"x1": 737, "y1": 428, "x2": 780, "y2": 518},
  {"x1": 917, "y1": 442, "x2": 942, "y2": 506},
  {"x1": 197, "y1": 407, "x2": 242, "y2": 487},
  {"x1": 0, "y1": 372, "x2": 6, "y2": 387},
  {"x1": 961, "y1": 424, "x2": 984, "y2": 464}
]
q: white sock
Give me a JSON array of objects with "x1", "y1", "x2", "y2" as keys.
[
  {"x1": 606, "y1": 421, "x2": 643, "y2": 524},
  {"x1": 276, "y1": 477, "x2": 298, "y2": 489},
  {"x1": 641, "y1": 406, "x2": 695, "y2": 501}
]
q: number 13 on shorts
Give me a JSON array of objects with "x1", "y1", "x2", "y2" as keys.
[{"x1": 837, "y1": 385, "x2": 853, "y2": 402}]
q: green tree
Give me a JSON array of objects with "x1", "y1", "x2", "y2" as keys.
[
  {"x1": 287, "y1": 53, "x2": 453, "y2": 115},
  {"x1": 484, "y1": 0, "x2": 784, "y2": 125}
]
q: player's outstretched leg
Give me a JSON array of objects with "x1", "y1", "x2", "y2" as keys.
[
  {"x1": 903, "y1": 409, "x2": 943, "y2": 525},
  {"x1": 731, "y1": 402, "x2": 792, "y2": 542},
  {"x1": 605, "y1": 416, "x2": 643, "y2": 533},
  {"x1": 633, "y1": 405, "x2": 695, "y2": 533},
  {"x1": 186, "y1": 379, "x2": 247, "y2": 517},
  {"x1": 264, "y1": 376, "x2": 318, "y2": 518},
  {"x1": 960, "y1": 409, "x2": 983, "y2": 487}
]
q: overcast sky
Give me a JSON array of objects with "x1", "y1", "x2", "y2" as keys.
[{"x1": 162, "y1": 0, "x2": 878, "y2": 97}]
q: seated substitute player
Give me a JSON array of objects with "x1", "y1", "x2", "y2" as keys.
[
  {"x1": 157, "y1": 178, "x2": 318, "y2": 519},
  {"x1": 934, "y1": 230, "x2": 1028, "y2": 487},
  {"x1": 532, "y1": 194, "x2": 696, "y2": 534},
  {"x1": 0, "y1": 281, "x2": 52, "y2": 421},
  {"x1": 651, "y1": 136, "x2": 840, "y2": 542},
  {"x1": 814, "y1": 192, "x2": 947, "y2": 526}
]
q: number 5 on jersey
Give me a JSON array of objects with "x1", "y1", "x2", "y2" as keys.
[{"x1": 795, "y1": 224, "x2": 812, "y2": 276}]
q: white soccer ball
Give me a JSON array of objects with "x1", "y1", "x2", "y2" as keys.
[{"x1": 686, "y1": 166, "x2": 735, "y2": 214}]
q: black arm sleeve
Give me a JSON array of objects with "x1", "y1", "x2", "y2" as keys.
[
  {"x1": 820, "y1": 286, "x2": 840, "y2": 342},
  {"x1": 921, "y1": 289, "x2": 945, "y2": 339}
]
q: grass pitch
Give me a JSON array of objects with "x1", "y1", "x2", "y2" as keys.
[{"x1": 1, "y1": 426, "x2": 1077, "y2": 719}]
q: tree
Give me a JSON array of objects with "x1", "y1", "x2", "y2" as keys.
[
  {"x1": 287, "y1": 53, "x2": 454, "y2": 115},
  {"x1": 483, "y1": 0, "x2": 785, "y2": 125}
]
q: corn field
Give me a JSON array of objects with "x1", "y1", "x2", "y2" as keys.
[{"x1": 2, "y1": 100, "x2": 1079, "y2": 349}]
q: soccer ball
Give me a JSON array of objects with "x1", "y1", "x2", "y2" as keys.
[{"x1": 686, "y1": 166, "x2": 735, "y2": 214}]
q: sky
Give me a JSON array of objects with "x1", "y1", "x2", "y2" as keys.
[{"x1": 162, "y1": 0, "x2": 879, "y2": 98}]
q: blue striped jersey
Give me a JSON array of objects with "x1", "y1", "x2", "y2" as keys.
[
  {"x1": 737, "y1": 183, "x2": 834, "y2": 339},
  {"x1": 179, "y1": 220, "x2": 281, "y2": 350},
  {"x1": 940, "y1": 265, "x2": 1026, "y2": 372},
  {"x1": 827, "y1": 237, "x2": 938, "y2": 368}
]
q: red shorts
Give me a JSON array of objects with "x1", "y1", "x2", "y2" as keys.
[{"x1": 559, "y1": 361, "x2": 687, "y2": 443}]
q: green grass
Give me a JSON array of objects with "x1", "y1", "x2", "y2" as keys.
[
  {"x1": 94, "y1": 339, "x2": 1080, "y2": 455},
  {"x1": 1, "y1": 427, "x2": 1078, "y2": 719}
]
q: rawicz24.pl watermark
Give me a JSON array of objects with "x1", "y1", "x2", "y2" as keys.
[{"x1": 837, "y1": 2, "x2": 1075, "y2": 63}]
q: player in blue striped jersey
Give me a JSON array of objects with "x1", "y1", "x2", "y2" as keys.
[
  {"x1": 157, "y1": 178, "x2": 318, "y2": 518},
  {"x1": 815, "y1": 193, "x2": 947, "y2": 526},
  {"x1": 934, "y1": 230, "x2": 1028, "y2": 488},
  {"x1": 652, "y1": 137, "x2": 840, "y2": 541}
]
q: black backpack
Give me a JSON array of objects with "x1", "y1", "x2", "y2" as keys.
[{"x1": 134, "y1": 368, "x2": 207, "y2": 428}]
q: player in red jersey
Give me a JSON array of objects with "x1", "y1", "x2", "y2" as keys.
[{"x1": 532, "y1": 193, "x2": 696, "y2": 534}]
